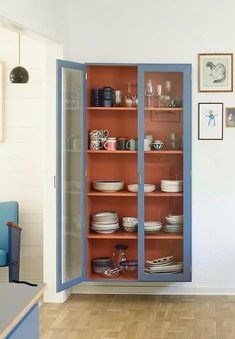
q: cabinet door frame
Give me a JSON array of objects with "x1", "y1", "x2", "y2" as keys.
[
  {"x1": 56, "y1": 59, "x2": 87, "y2": 291},
  {"x1": 137, "y1": 64, "x2": 192, "y2": 282}
]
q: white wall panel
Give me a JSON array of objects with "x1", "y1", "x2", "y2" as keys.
[{"x1": 0, "y1": 27, "x2": 43, "y2": 282}]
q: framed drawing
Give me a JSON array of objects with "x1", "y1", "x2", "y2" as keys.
[
  {"x1": 0, "y1": 62, "x2": 3, "y2": 142},
  {"x1": 198, "y1": 53, "x2": 233, "y2": 92},
  {"x1": 198, "y1": 103, "x2": 223, "y2": 140},
  {"x1": 225, "y1": 107, "x2": 235, "y2": 127}
]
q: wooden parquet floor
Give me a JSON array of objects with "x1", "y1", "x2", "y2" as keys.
[{"x1": 40, "y1": 294, "x2": 235, "y2": 339}]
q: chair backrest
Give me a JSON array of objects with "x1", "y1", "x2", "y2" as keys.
[{"x1": 0, "y1": 201, "x2": 18, "y2": 252}]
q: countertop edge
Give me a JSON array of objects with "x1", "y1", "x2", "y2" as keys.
[{"x1": 0, "y1": 284, "x2": 46, "y2": 339}]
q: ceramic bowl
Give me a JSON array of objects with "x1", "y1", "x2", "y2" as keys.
[
  {"x1": 165, "y1": 216, "x2": 183, "y2": 224},
  {"x1": 93, "y1": 180, "x2": 124, "y2": 192},
  {"x1": 120, "y1": 260, "x2": 138, "y2": 273},
  {"x1": 122, "y1": 217, "x2": 138, "y2": 223},
  {"x1": 144, "y1": 184, "x2": 156, "y2": 192},
  {"x1": 127, "y1": 184, "x2": 156, "y2": 193},
  {"x1": 122, "y1": 224, "x2": 137, "y2": 232},
  {"x1": 127, "y1": 184, "x2": 138, "y2": 192}
]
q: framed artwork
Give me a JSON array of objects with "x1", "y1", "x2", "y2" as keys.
[
  {"x1": 225, "y1": 107, "x2": 235, "y2": 127},
  {"x1": 0, "y1": 62, "x2": 3, "y2": 142},
  {"x1": 198, "y1": 102, "x2": 223, "y2": 140},
  {"x1": 198, "y1": 53, "x2": 233, "y2": 92}
]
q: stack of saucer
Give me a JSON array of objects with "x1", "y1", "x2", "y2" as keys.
[
  {"x1": 161, "y1": 180, "x2": 183, "y2": 192},
  {"x1": 91, "y1": 211, "x2": 119, "y2": 234},
  {"x1": 162, "y1": 214, "x2": 183, "y2": 233},
  {"x1": 145, "y1": 256, "x2": 183, "y2": 274},
  {"x1": 144, "y1": 221, "x2": 162, "y2": 233},
  {"x1": 122, "y1": 217, "x2": 138, "y2": 232}
]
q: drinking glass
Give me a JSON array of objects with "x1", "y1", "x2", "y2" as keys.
[
  {"x1": 144, "y1": 79, "x2": 155, "y2": 107},
  {"x1": 124, "y1": 82, "x2": 133, "y2": 107},
  {"x1": 165, "y1": 80, "x2": 172, "y2": 95},
  {"x1": 156, "y1": 84, "x2": 162, "y2": 107}
]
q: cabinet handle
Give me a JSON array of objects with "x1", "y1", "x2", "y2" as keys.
[{"x1": 139, "y1": 172, "x2": 142, "y2": 185}]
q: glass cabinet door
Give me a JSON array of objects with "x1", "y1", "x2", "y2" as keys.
[
  {"x1": 57, "y1": 60, "x2": 86, "y2": 291},
  {"x1": 138, "y1": 64, "x2": 191, "y2": 281}
]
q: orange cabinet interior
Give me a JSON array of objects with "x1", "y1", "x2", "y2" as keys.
[{"x1": 86, "y1": 65, "x2": 184, "y2": 281}]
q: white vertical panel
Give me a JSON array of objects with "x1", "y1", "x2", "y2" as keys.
[
  {"x1": 0, "y1": 27, "x2": 44, "y2": 282},
  {"x1": 0, "y1": 62, "x2": 4, "y2": 141}
]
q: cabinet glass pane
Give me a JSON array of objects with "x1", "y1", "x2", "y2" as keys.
[
  {"x1": 61, "y1": 68, "x2": 82, "y2": 284},
  {"x1": 143, "y1": 72, "x2": 184, "y2": 276}
]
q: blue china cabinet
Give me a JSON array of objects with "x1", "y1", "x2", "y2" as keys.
[{"x1": 56, "y1": 61, "x2": 192, "y2": 291}]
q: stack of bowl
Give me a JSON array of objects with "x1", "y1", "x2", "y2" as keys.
[
  {"x1": 144, "y1": 221, "x2": 162, "y2": 233},
  {"x1": 91, "y1": 211, "x2": 119, "y2": 234},
  {"x1": 122, "y1": 217, "x2": 138, "y2": 232},
  {"x1": 92, "y1": 257, "x2": 113, "y2": 275},
  {"x1": 163, "y1": 214, "x2": 183, "y2": 233}
]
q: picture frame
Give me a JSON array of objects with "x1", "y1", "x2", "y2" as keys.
[
  {"x1": 225, "y1": 107, "x2": 235, "y2": 127},
  {"x1": 198, "y1": 102, "x2": 223, "y2": 140},
  {"x1": 0, "y1": 62, "x2": 4, "y2": 142},
  {"x1": 198, "y1": 53, "x2": 233, "y2": 92}
]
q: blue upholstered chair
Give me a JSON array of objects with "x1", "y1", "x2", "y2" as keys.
[{"x1": 0, "y1": 201, "x2": 22, "y2": 281}]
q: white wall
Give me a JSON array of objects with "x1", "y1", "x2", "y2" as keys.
[
  {"x1": 0, "y1": 0, "x2": 70, "y2": 56},
  {"x1": 0, "y1": 27, "x2": 44, "y2": 282},
  {"x1": 68, "y1": 0, "x2": 235, "y2": 294}
]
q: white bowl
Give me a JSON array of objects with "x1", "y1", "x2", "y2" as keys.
[
  {"x1": 122, "y1": 217, "x2": 138, "y2": 222},
  {"x1": 144, "y1": 184, "x2": 156, "y2": 193},
  {"x1": 127, "y1": 184, "x2": 138, "y2": 192},
  {"x1": 93, "y1": 180, "x2": 124, "y2": 192},
  {"x1": 165, "y1": 216, "x2": 183, "y2": 224},
  {"x1": 127, "y1": 184, "x2": 156, "y2": 193}
]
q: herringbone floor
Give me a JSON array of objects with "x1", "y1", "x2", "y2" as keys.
[{"x1": 40, "y1": 294, "x2": 235, "y2": 339}]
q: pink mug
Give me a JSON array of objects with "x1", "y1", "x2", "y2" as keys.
[{"x1": 104, "y1": 137, "x2": 117, "y2": 150}]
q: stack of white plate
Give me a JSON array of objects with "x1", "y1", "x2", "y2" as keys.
[
  {"x1": 163, "y1": 214, "x2": 183, "y2": 233},
  {"x1": 145, "y1": 256, "x2": 183, "y2": 274},
  {"x1": 144, "y1": 221, "x2": 162, "y2": 233},
  {"x1": 122, "y1": 217, "x2": 138, "y2": 232},
  {"x1": 161, "y1": 180, "x2": 183, "y2": 192},
  {"x1": 93, "y1": 180, "x2": 124, "y2": 192},
  {"x1": 91, "y1": 211, "x2": 119, "y2": 234}
]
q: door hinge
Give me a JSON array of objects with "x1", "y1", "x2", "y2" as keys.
[
  {"x1": 138, "y1": 172, "x2": 142, "y2": 185},
  {"x1": 85, "y1": 72, "x2": 88, "y2": 80},
  {"x1": 54, "y1": 175, "x2": 56, "y2": 188}
]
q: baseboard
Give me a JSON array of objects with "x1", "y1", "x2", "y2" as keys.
[
  {"x1": 72, "y1": 283, "x2": 235, "y2": 295},
  {"x1": 43, "y1": 287, "x2": 71, "y2": 303}
]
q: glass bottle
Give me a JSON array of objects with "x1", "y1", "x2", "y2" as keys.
[{"x1": 114, "y1": 244, "x2": 128, "y2": 268}]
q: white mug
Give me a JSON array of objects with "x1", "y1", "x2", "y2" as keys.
[{"x1": 144, "y1": 138, "x2": 151, "y2": 151}]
